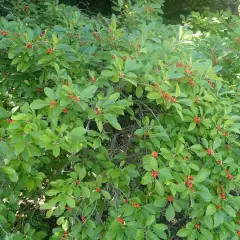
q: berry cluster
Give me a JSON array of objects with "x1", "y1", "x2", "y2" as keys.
[
  {"x1": 188, "y1": 77, "x2": 195, "y2": 86},
  {"x1": 117, "y1": 217, "x2": 124, "y2": 224},
  {"x1": 49, "y1": 101, "x2": 57, "y2": 109},
  {"x1": 207, "y1": 79, "x2": 215, "y2": 87},
  {"x1": 130, "y1": 202, "x2": 140, "y2": 208},
  {"x1": 93, "y1": 31, "x2": 102, "y2": 41},
  {"x1": 26, "y1": 42, "x2": 33, "y2": 49},
  {"x1": 160, "y1": 91, "x2": 178, "y2": 103},
  {"x1": 0, "y1": 30, "x2": 8, "y2": 36},
  {"x1": 186, "y1": 176, "x2": 194, "y2": 192}
]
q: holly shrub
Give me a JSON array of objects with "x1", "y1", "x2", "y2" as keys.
[{"x1": 0, "y1": 0, "x2": 240, "y2": 239}]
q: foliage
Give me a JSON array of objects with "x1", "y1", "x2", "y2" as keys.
[{"x1": 0, "y1": 0, "x2": 240, "y2": 239}]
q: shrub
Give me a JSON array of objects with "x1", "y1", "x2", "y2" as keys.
[{"x1": 0, "y1": 0, "x2": 239, "y2": 239}]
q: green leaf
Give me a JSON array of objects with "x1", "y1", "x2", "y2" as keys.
[
  {"x1": 206, "y1": 204, "x2": 216, "y2": 216},
  {"x1": 194, "y1": 168, "x2": 210, "y2": 183},
  {"x1": 146, "y1": 215, "x2": 155, "y2": 226},
  {"x1": 213, "y1": 136, "x2": 221, "y2": 150},
  {"x1": 46, "y1": 189, "x2": 61, "y2": 196},
  {"x1": 155, "y1": 180, "x2": 164, "y2": 196},
  {"x1": 101, "y1": 70, "x2": 115, "y2": 76},
  {"x1": 177, "y1": 228, "x2": 191, "y2": 237},
  {"x1": 52, "y1": 34, "x2": 58, "y2": 47},
  {"x1": 70, "y1": 127, "x2": 87, "y2": 140},
  {"x1": 104, "y1": 113, "x2": 121, "y2": 130},
  {"x1": 81, "y1": 186, "x2": 90, "y2": 198},
  {"x1": 175, "y1": 84, "x2": 180, "y2": 97},
  {"x1": 101, "y1": 190, "x2": 111, "y2": 199},
  {"x1": 64, "y1": 195, "x2": 75, "y2": 208},
  {"x1": 165, "y1": 204, "x2": 175, "y2": 221},
  {"x1": 188, "y1": 122, "x2": 196, "y2": 131},
  {"x1": 224, "y1": 205, "x2": 236, "y2": 217},
  {"x1": 44, "y1": 87, "x2": 56, "y2": 99},
  {"x1": 0, "y1": 166, "x2": 18, "y2": 182},
  {"x1": 149, "y1": 158, "x2": 158, "y2": 170},
  {"x1": 15, "y1": 141, "x2": 25, "y2": 155},
  {"x1": 80, "y1": 85, "x2": 98, "y2": 99},
  {"x1": 200, "y1": 228, "x2": 213, "y2": 240},
  {"x1": 30, "y1": 99, "x2": 48, "y2": 110},
  {"x1": 136, "y1": 86, "x2": 143, "y2": 98},
  {"x1": 147, "y1": 92, "x2": 161, "y2": 100}
]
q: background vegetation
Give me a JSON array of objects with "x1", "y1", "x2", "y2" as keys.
[{"x1": 0, "y1": 0, "x2": 239, "y2": 240}]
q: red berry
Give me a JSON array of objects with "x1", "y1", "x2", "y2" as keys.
[
  {"x1": 168, "y1": 195, "x2": 173, "y2": 202},
  {"x1": 226, "y1": 145, "x2": 230, "y2": 149},
  {"x1": 122, "y1": 56, "x2": 127, "y2": 61},
  {"x1": 81, "y1": 216, "x2": 86, "y2": 222},
  {"x1": 194, "y1": 117, "x2": 200, "y2": 124},
  {"x1": 90, "y1": 77, "x2": 96, "y2": 82},
  {"x1": 217, "y1": 160, "x2": 222, "y2": 165},
  {"x1": 62, "y1": 108, "x2": 68, "y2": 114},
  {"x1": 96, "y1": 188, "x2": 101, "y2": 193},
  {"x1": 206, "y1": 149, "x2": 213, "y2": 155},
  {"x1": 95, "y1": 108, "x2": 102, "y2": 115},
  {"x1": 227, "y1": 173, "x2": 233, "y2": 180},
  {"x1": 195, "y1": 98, "x2": 199, "y2": 103},
  {"x1": 76, "y1": 180, "x2": 80, "y2": 185},
  {"x1": 47, "y1": 48, "x2": 54, "y2": 54},
  {"x1": 117, "y1": 217, "x2": 124, "y2": 224},
  {"x1": 217, "y1": 205, "x2": 222, "y2": 210},
  {"x1": 237, "y1": 230, "x2": 240, "y2": 236},
  {"x1": 65, "y1": 81, "x2": 69, "y2": 86},
  {"x1": 151, "y1": 151, "x2": 158, "y2": 158},
  {"x1": 151, "y1": 171, "x2": 158, "y2": 179},
  {"x1": 124, "y1": 199, "x2": 128, "y2": 203},
  {"x1": 194, "y1": 224, "x2": 200, "y2": 229},
  {"x1": 26, "y1": 42, "x2": 33, "y2": 49}
]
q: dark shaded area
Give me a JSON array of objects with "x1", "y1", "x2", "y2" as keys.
[{"x1": 59, "y1": 0, "x2": 112, "y2": 15}]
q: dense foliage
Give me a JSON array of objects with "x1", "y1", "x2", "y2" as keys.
[{"x1": 0, "y1": 0, "x2": 240, "y2": 239}]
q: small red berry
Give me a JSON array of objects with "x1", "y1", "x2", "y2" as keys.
[
  {"x1": 90, "y1": 77, "x2": 96, "y2": 82},
  {"x1": 124, "y1": 199, "x2": 128, "y2": 203},
  {"x1": 168, "y1": 195, "x2": 173, "y2": 202},
  {"x1": 47, "y1": 48, "x2": 54, "y2": 54},
  {"x1": 76, "y1": 180, "x2": 80, "y2": 185},
  {"x1": 194, "y1": 117, "x2": 200, "y2": 124},
  {"x1": 26, "y1": 42, "x2": 33, "y2": 49},
  {"x1": 96, "y1": 188, "x2": 101, "y2": 193},
  {"x1": 221, "y1": 193, "x2": 226, "y2": 200},
  {"x1": 151, "y1": 151, "x2": 158, "y2": 158},
  {"x1": 122, "y1": 56, "x2": 127, "y2": 61},
  {"x1": 81, "y1": 216, "x2": 86, "y2": 222},
  {"x1": 151, "y1": 171, "x2": 159, "y2": 179},
  {"x1": 65, "y1": 81, "x2": 69, "y2": 86},
  {"x1": 217, "y1": 205, "x2": 222, "y2": 210},
  {"x1": 226, "y1": 145, "x2": 230, "y2": 149},
  {"x1": 237, "y1": 230, "x2": 240, "y2": 236},
  {"x1": 95, "y1": 108, "x2": 102, "y2": 115},
  {"x1": 206, "y1": 149, "x2": 214, "y2": 155},
  {"x1": 117, "y1": 217, "x2": 124, "y2": 224},
  {"x1": 62, "y1": 108, "x2": 68, "y2": 114},
  {"x1": 217, "y1": 160, "x2": 222, "y2": 165},
  {"x1": 194, "y1": 224, "x2": 200, "y2": 229},
  {"x1": 227, "y1": 173, "x2": 233, "y2": 180},
  {"x1": 195, "y1": 98, "x2": 199, "y2": 103}
]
